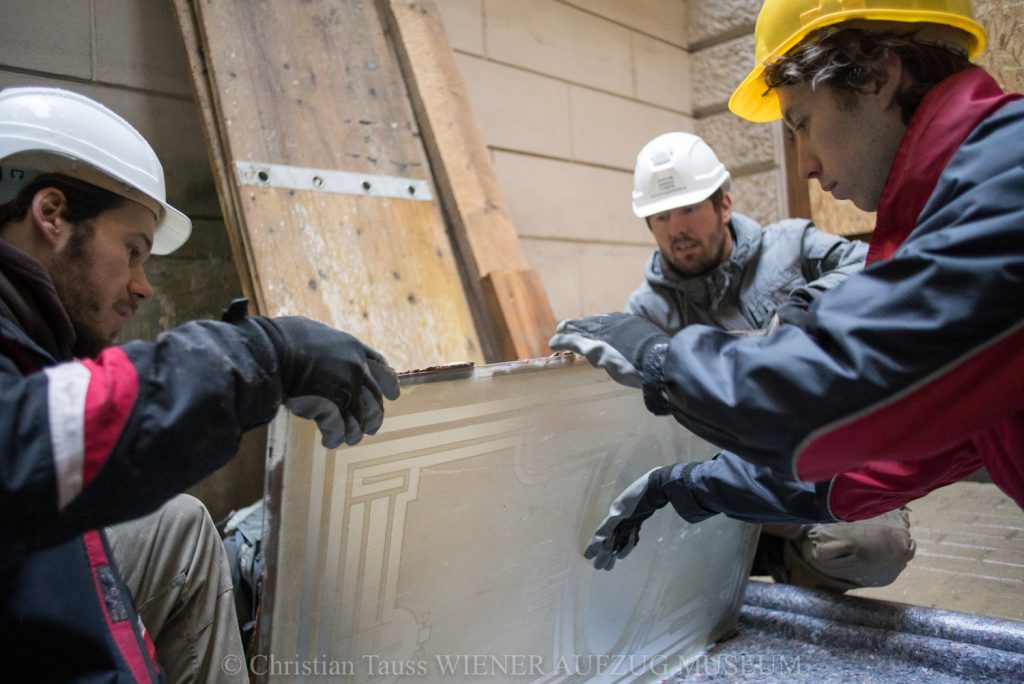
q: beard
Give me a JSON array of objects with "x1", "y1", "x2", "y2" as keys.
[
  {"x1": 664, "y1": 216, "x2": 731, "y2": 278},
  {"x1": 50, "y1": 223, "x2": 110, "y2": 358}
]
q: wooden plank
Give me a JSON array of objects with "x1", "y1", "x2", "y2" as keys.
[
  {"x1": 183, "y1": 0, "x2": 483, "y2": 370},
  {"x1": 378, "y1": 0, "x2": 557, "y2": 360},
  {"x1": 809, "y1": 183, "x2": 876, "y2": 237},
  {"x1": 169, "y1": 0, "x2": 260, "y2": 308},
  {"x1": 480, "y1": 270, "x2": 553, "y2": 361}
]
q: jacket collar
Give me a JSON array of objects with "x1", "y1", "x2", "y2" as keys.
[
  {"x1": 0, "y1": 237, "x2": 75, "y2": 361},
  {"x1": 870, "y1": 68, "x2": 1022, "y2": 265}
]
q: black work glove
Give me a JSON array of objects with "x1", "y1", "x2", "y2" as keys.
[
  {"x1": 776, "y1": 287, "x2": 819, "y2": 330},
  {"x1": 248, "y1": 316, "x2": 401, "y2": 448},
  {"x1": 586, "y1": 464, "x2": 688, "y2": 570},
  {"x1": 548, "y1": 313, "x2": 669, "y2": 388}
]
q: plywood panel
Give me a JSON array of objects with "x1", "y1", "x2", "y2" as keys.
[
  {"x1": 238, "y1": 189, "x2": 481, "y2": 364},
  {"x1": 180, "y1": 0, "x2": 483, "y2": 369},
  {"x1": 259, "y1": 358, "x2": 759, "y2": 682}
]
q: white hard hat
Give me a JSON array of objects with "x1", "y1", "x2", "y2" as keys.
[
  {"x1": 0, "y1": 87, "x2": 190, "y2": 255},
  {"x1": 632, "y1": 132, "x2": 731, "y2": 218}
]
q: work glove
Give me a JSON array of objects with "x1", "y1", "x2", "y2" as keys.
[
  {"x1": 248, "y1": 316, "x2": 401, "y2": 448},
  {"x1": 585, "y1": 465, "x2": 684, "y2": 570},
  {"x1": 549, "y1": 313, "x2": 669, "y2": 388}
]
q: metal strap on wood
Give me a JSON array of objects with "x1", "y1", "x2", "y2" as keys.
[{"x1": 234, "y1": 161, "x2": 433, "y2": 201}]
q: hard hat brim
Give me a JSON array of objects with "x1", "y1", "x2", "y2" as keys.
[
  {"x1": 729, "y1": 68, "x2": 781, "y2": 123},
  {"x1": 153, "y1": 203, "x2": 192, "y2": 256}
]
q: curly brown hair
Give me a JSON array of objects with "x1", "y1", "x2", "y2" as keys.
[{"x1": 763, "y1": 28, "x2": 972, "y2": 124}]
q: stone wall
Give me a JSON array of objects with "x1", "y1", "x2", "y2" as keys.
[{"x1": 686, "y1": 0, "x2": 788, "y2": 229}]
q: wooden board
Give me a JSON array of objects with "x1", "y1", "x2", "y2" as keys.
[
  {"x1": 175, "y1": 0, "x2": 484, "y2": 370},
  {"x1": 481, "y1": 270, "x2": 554, "y2": 360}
]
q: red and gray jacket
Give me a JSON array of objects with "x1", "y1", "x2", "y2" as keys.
[
  {"x1": 643, "y1": 68, "x2": 1024, "y2": 523},
  {"x1": 0, "y1": 241, "x2": 284, "y2": 681}
]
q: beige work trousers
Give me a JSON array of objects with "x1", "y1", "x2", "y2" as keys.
[
  {"x1": 756, "y1": 508, "x2": 916, "y2": 593},
  {"x1": 106, "y1": 494, "x2": 249, "y2": 684}
]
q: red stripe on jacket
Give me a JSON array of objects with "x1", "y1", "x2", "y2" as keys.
[
  {"x1": 80, "y1": 346, "x2": 139, "y2": 488},
  {"x1": 82, "y1": 530, "x2": 156, "y2": 683},
  {"x1": 867, "y1": 69, "x2": 1022, "y2": 265},
  {"x1": 798, "y1": 322, "x2": 1024, "y2": 482}
]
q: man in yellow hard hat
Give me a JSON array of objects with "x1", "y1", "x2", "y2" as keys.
[{"x1": 551, "y1": 0, "x2": 1024, "y2": 570}]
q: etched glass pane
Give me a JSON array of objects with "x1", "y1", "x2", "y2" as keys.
[{"x1": 260, "y1": 358, "x2": 758, "y2": 682}]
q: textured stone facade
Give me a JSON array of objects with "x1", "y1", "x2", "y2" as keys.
[
  {"x1": 696, "y1": 110, "x2": 778, "y2": 174},
  {"x1": 685, "y1": 0, "x2": 760, "y2": 47},
  {"x1": 687, "y1": 0, "x2": 786, "y2": 225},
  {"x1": 730, "y1": 169, "x2": 786, "y2": 229},
  {"x1": 691, "y1": 34, "x2": 757, "y2": 114}
]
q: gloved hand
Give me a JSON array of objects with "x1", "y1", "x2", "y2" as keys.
[
  {"x1": 586, "y1": 465, "x2": 679, "y2": 570},
  {"x1": 549, "y1": 313, "x2": 669, "y2": 388},
  {"x1": 249, "y1": 316, "x2": 400, "y2": 448}
]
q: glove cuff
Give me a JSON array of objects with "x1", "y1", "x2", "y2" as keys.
[
  {"x1": 235, "y1": 317, "x2": 287, "y2": 393},
  {"x1": 640, "y1": 343, "x2": 672, "y2": 415},
  {"x1": 632, "y1": 330, "x2": 670, "y2": 373}
]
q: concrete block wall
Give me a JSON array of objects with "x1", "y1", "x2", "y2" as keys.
[
  {"x1": 436, "y1": 0, "x2": 693, "y2": 320},
  {"x1": 0, "y1": 0, "x2": 260, "y2": 522}
]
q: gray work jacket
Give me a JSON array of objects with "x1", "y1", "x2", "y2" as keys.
[{"x1": 625, "y1": 212, "x2": 867, "y2": 333}]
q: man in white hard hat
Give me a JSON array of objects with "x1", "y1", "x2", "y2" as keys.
[
  {"x1": 607, "y1": 131, "x2": 913, "y2": 590},
  {"x1": 0, "y1": 86, "x2": 400, "y2": 682},
  {"x1": 550, "y1": 0, "x2": 1024, "y2": 571}
]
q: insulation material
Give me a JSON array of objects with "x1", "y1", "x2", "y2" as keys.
[{"x1": 258, "y1": 357, "x2": 758, "y2": 682}]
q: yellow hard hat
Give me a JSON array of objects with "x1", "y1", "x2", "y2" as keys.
[{"x1": 728, "y1": 0, "x2": 988, "y2": 123}]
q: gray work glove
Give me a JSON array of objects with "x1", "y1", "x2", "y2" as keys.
[
  {"x1": 549, "y1": 313, "x2": 669, "y2": 388},
  {"x1": 247, "y1": 316, "x2": 401, "y2": 448},
  {"x1": 586, "y1": 465, "x2": 680, "y2": 570}
]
